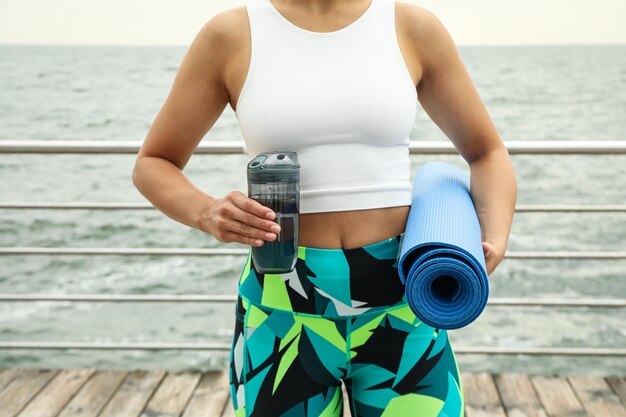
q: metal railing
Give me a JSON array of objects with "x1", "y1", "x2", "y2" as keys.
[
  {"x1": 1, "y1": 247, "x2": 625, "y2": 259},
  {"x1": 1, "y1": 202, "x2": 626, "y2": 212},
  {"x1": 1, "y1": 294, "x2": 624, "y2": 307},
  {"x1": 1, "y1": 139, "x2": 626, "y2": 154},
  {"x1": 0, "y1": 341, "x2": 622, "y2": 356},
  {"x1": 0, "y1": 140, "x2": 625, "y2": 356}
]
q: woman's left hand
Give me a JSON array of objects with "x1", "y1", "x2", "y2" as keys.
[{"x1": 482, "y1": 241, "x2": 503, "y2": 277}]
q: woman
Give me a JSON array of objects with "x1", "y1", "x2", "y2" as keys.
[{"x1": 132, "y1": 0, "x2": 516, "y2": 415}]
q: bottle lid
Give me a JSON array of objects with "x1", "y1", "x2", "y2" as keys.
[{"x1": 247, "y1": 151, "x2": 300, "y2": 183}]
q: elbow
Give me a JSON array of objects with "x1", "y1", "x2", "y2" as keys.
[
  {"x1": 468, "y1": 144, "x2": 509, "y2": 166},
  {"x1": 131, "y1": 157, "x2": 143, "y2": 189}
]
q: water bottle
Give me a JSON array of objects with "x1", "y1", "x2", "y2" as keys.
[{"x1": 247, "y1": 151, "x2": 300, "y2": 274}]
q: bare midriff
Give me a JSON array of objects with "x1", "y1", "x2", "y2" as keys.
[
  {"x1": 298, "y1": 205, "x2": 410, "y2": 249},
  {"x1": 223, "y1": 3, "x2": 419, "y2": 251}
]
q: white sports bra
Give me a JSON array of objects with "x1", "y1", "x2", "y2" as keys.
[{"x1": 235, "y1": 0, "x2": 418, "y2": 214}]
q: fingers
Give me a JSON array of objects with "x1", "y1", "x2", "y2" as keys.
[
  {"x1": 229, "y1": 218, "x2": 279, "y2": 244},
  {"x1": 216, "y1": 191, "x2": 282, "y2": 246},
  {"x1": 221, "y1": 230, "x2": 265, "y2": 247},
  {"x1": 231, "y1": 191, "x2": 275, "y2": 220}
]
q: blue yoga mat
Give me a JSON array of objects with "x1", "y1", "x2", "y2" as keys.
[{"x1": 397, "y1": 161, "x2": 489, "y2": 330}]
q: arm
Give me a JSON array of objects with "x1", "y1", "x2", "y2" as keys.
[
  {"x1": 132, "y1": 10, "x2": 279, "y2": 246},
  {"x1": 404, "y1": 5, "x2": 517, "y2": 275},
  {"x1": 132, "y1": 14, "x2": 229, "y2": 229}
]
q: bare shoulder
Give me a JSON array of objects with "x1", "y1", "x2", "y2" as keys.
[
  {"x1": 189, "y1": 6, "x2": 249, "y2": 67},
  {"x1": 394, "y1": 2, "x2": 460, "y2": 75},
  {"x1": 394, "y1": 2, "x2": 455, "y2": 45},
  {"x1": 201, "y1": 6, "x2": 249, "y2": 43}
]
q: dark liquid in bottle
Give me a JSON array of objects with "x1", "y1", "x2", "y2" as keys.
[{"x1": 250, "y1": 195, "x2": 299, "y2": 274}]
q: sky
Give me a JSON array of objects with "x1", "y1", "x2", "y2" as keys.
[{"x1": 0, "y1": 0, "x2": 625, "y2": 46}]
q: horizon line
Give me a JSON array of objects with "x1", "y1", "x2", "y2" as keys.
[{"x1": 1, "y1": 41, "x2": 625, "y2": 48}]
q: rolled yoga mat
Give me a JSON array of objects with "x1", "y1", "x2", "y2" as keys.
[{"x1": 397, "y1": 161, "x2": 489, "y2": 330}]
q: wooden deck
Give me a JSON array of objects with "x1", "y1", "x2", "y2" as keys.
[{"x1": 0, "y1": 368, "x2": 625, "y2": 417}]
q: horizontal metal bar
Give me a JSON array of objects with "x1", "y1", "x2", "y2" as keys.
[
  {"x1": 487, "y1": 298, "x2": 626, "y2": 307},
  {"x1": 0, "y1": 342, "x2": 232, "y2": 351},
  {"x1": 0, "y1": 342, "x2": 623, "y2": 356},
  {"x1": 514, "y1": 205, "x2": 626, "y2": 213},
  {"x1": 1, "y1": 140, "x2": 626, "y2": 154},
  {"x1": 1, "y1": 202, "x2": 625, "y2": 212},
  {"x1": 504, "y1": 251, "x2": 626, "y2": 259},
  {"x1": 0, "y1": 294, "x2": 624, "y2": 307},
  {"x1": 0, "y1": 247, "x2": 248, "y2": 256},
  {"x1": 0, "y1": 140, "x2": 246, "y2": 154},
  {"x1": 454, "y1": 347, "x2": 626, "y2": 356},
  {"x1": 1, "y1": 247, "x2": 625, "y2": 259},
  {"x1": 0, "y1": 294, "x2": 239, "y2": 302},
  {"x1": 0, "y1": 202, "x2": 152, "y2": 210}
]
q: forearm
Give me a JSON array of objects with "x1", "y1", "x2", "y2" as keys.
[
  {"x1": 132, "y1": 156, "x2": 216, "y2": 231},
  {"x1": 469, "y1": 147, "x2": 517, "y2": 251}
]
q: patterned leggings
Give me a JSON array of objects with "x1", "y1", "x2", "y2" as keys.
[{"x1": 228, "y1": 233, "x2": 464, "y2": 416}]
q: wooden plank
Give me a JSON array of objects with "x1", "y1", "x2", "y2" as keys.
[
  {"x1": 460, "y1": 372, "x2": 507, "y2": 417},
  {"x1": 98, "y1": 369, "x2": 166, "y2": 417},
  {"x1": 57, "y1": 370, "x2": 127, "y2": 417},
  {"x1": 0, "y1": 368, "x2": 58, "y2": 417},
  {"x1": 493, "y1": 373, "x2": 548, "y2": 417},
  {"x1": 140, "y1": 371, "x2": 202, "y2": 417},
  {"x1": 221, "y1": 397, "x2": 236, "y2": 417},
  {"x1": 0, "y1": 368, "x2": 23, "y2": 393},
  {"x1": 607, "y1": 377, "x2": 626, "y2": 405},
  {"x1": 16, "y1": 368, "x2": 94, "y2": 417},
  {"x1": 3, "y1": 368, "x2": 626, "y2": 417},
  {"x1": 569, "y1": 375, "x2": 626, "y2": 417},
  {"x1": 531, "y1": 375, "x2": 589, "y2": 417},
  {"x1": 182, "y1": 370, "x2": 230, "y2": 417}
]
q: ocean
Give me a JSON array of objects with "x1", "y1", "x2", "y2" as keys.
[{"x1": 0, "y1": 44, "x2": 625, "y2": 375}]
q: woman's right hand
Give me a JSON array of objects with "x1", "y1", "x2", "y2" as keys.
[{"x1": 199, "y1": 191, "x2": 282, "y2": 247}]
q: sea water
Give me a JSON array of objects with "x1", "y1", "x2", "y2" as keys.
[{"x1": 0, "y1": 44, "x2": 625, "y2": 375}]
